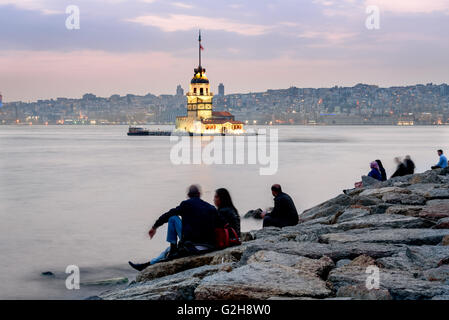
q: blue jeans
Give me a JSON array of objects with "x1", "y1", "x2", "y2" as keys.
[{"x1": 150, "y1": 216, "x2": 182, "y2": 265}]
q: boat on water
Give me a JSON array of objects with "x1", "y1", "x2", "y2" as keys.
[
  {"x1": 127, "y1": 126, "x2": 258, "y2": 136},
  {"x1": 127, "y1": 127, "x2": 150, "y2": 136}
]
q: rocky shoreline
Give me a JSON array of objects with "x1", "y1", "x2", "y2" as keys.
[{"x1": 97, "y1": 168, "x2": 449, "y2": 300}]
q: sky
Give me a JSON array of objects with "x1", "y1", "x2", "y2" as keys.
[{"x1": 0, "y1": 0, "x2": 448, "y2": 102}]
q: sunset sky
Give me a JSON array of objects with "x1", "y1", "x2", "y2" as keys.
[{"x1": 1, "y1": 0, "x2": 448, "y2": 102}]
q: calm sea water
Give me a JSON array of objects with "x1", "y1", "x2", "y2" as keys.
[{"x1": 1, "y1": 125, "x2": 448, "y2": 299}]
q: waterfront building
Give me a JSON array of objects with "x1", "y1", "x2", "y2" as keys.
[{"x1": 175, "y1": 32, "x2": 244, "y2": 134}]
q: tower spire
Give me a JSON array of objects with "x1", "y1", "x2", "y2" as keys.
[{"x1": 198, "y1": 29, "x2": 202, "y2": 69}]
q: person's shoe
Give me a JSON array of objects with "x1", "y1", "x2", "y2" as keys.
[
  {"x1": 128, "y1": 261, "x2": 151, "y2": 272},
  {"x1": 166, "y1": 243, "x2": 178, "y2": 259}
]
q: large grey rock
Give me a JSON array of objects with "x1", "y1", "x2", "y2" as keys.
[
  {"x1": 247, "y1": 250, "x2": 334, "y2": 278},
  {"x1": 194, "y1": 262, "x2": 332, "y2": 300},
  {"x1": 100, "y1": 264, "x2": 234, "y2": 300},
  {"x1": 385, "y1": 205, "x2": 424, "y2": 217},
  {"x1": 359, "y1": 187, "x2": 411, "y2": 198},
  {"x1": 382, "y1": 193, "x2": 427, "y2": 205},
  {"x1": 423, "y1": 265, "x2": 449, "y2": 282},
  {"x1": 320, "y1": 228, "x2": 449, "y2": 245},
  {"x1": 241, "y1": 240, "x2": 403, "y2": 263},
  {"x1": 330, "y1": 214, "x2": 434, "y2": 232},
  {"x1": 377, "y1": 245, "x2": 449, "y2": 271},
  {"x1": 328, "y1": 266, "x2": 449, "y2": 300},
  {"x1": 332, "y1": 208, "x2": 371, "y2": 224},
  {"x1": 362, "y1": 175, "x2": 382, "y2": 187},
  {"x1": 409, "y1": 171, "x2": 443, "y2": 184},
  {"x1": 300, "y1": 194, "x2": 351, "y2": 221},
  {"x1": 136, "y1": 246, "x2": 244, "y2": 282},
  {"x1": 336, "y1": 284, "x2": 392, "y2": 300},
  {"x1": 419, "y1": 199, "x2": 449, "y2": 219}
]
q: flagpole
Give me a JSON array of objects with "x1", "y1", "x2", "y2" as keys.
[{"x1": 198, "y1": 30, "x2": 202, "y2": 69}]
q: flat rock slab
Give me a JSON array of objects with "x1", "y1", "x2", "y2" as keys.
[
  {"x1": 320, "y1": 228, "x2": 449, "y2": 245},
  {"x1": 330, "y1": 214, "x2": 434, "y2": 231},
  {"x1": 100, "y1": 264, "x2": 233, "y2": 300},
  {"x1": 194, "y1": 262, "x2": 332, "y2": 300},
  {"x1": 377, "y1": 245, "x2": 449, "y2": 271},
  {"x1": 136, "y1": 246, "x2": 244, "y2": 282},
  {"x1": 328, "y1": 266, "x2": 449, "y2": 300},
  {"x1": 420, "y1": 200, "x2": 449, "y2": 219},
  {"x1": 243, "y1": 240, "x2": 403, "y2": 261},
  {"x1": 248, "y1": 250, "x2": 334, "y2": 278},
  {"x1": 385, "y1": 205, "x2": 424, "y2": 217},
  {"x1": 359, "y1": 187, "x2": 411, "y2": 198}
]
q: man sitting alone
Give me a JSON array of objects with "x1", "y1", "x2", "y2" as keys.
[
  {"x1": 128, "y1": 184, "x2": 221, "y2": 271},
  {"x1": 431, "y1": 149, "x2": 448, "y2": 169},
  {"x1": 261, "y1": 184, "x2": 299, "y2": 228}
]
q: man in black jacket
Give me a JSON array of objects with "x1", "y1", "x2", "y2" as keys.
[
  {"x1": 129, "y1": 185, "x2": 221, "y2": 271},
  {"x1": 262, "y1": 184, "x2": 299, "y2": 228}
]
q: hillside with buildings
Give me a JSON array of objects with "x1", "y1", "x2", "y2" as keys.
[{"x1": 1, "y1": 83, "x2": 449, "y2": 126}]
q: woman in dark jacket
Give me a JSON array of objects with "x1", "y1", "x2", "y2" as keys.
[
  {"x1": 214, "y1": 188, "x2": 241, "y2": 237},
  {"x1": 375, "y1": 159, "x2": 387, "y2": 181}
]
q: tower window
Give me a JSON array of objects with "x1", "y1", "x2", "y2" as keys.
[
  {"x1": 200, "y1": 88, "x2": 204, "y2": 95},
  {"x1": 206, "y1": 88, "x2": 208, "y2": 94},
  {"x1": 194, "y1": 88, "x2": 197, "y2": 94}
]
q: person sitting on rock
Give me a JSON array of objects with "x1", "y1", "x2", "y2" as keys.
[
  {"x1": 375, "y1": 159, "x2": 387, "y2": 181},
  {"x1": 368, "y1": 161, "x2": 382, "y2": 181},
  {"x1": 391, "y1": 157, "x2": 408, "y2": 178},
  {"x1": 431, "y1": 149, "x2": 448, "y2": 169},
  {"x1": 214, "y1": 188, "x2": 241, "y2": 237},
  {"x1": 261, "y1": 184, "x2": 299, "y2": 228},
  {"x1": 404, "y1": 155, "x2": 416, "y2": 175},
  {"x1": 128, "y1": 184, "x2": 222, "y2": 271}
]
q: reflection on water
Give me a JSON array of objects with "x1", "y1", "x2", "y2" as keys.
[{"x1": 0, "y1": 125, "x2": 448, "y2": 299}]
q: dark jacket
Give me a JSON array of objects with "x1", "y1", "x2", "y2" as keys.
[
  {"x1": 368, "y1": 168, "x2": 382, "y2": 181},
  {"x1": 218, "y1": 207, "x2": 241, "y2": 237},
  {"x1": 404, "y1": 159, "x2": 415, "y2": 175},
  {"x1": 267, "y1": 192, "x2": 299, "y2": 227},
  {"x1": 391, "y1": 163, "x2": 407, "y2": 178},
  {"x1": 153, "y1": 197, "x2": 220, "y2": 246},
  {"x1": 379, "y1": 167, "x2": 387, "y2": 181}
]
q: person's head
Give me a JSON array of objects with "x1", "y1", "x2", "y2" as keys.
[
  {"x1": 405, "y1": 155, "x2": 411, "y2": 160},
  {"x1": 187, "y1": 184, "x2": 201, "y2": 198},
  {"x1": 214, "y1": 188, "x2": 237, "y2": 213},
  {"x1": 370, "y1": 161, "x2": 379, "y2": 170},
  {"x1": 271, "y1": 184, "x2": 282, "y2": 197},
  {"x1": 375, "y1": 159, "x2": 384, "y2": 169},
  {"x1": 438, "y1": 149, "x2": 444, "y2": 156},
  {"x1": 394, "y1": 157, "x2": 402, "y2": 164}
]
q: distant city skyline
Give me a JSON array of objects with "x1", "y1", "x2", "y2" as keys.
[{"x1": 1, "y1": 0, "x2": 449, "y2": 102}]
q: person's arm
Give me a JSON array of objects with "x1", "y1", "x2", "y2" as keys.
[
  {"x1": 267, "y1": 197, "x2": 280, "y2": 218},
  {"x1": 437, "y1": 156, "x2": 445, "y2": 168},
  {"x1": 149, "y1": 201, "x2": 185, "y2": 238}
]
